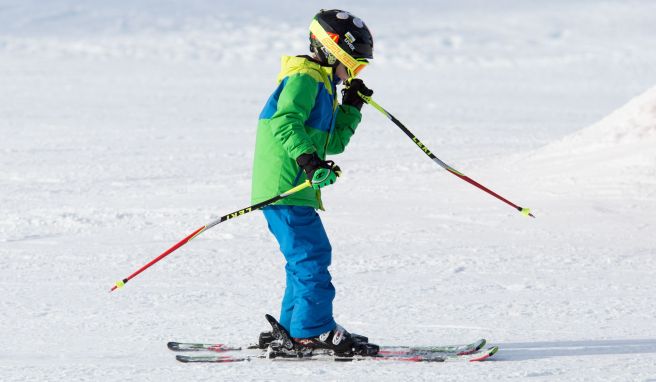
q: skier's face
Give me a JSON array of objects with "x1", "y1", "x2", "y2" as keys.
[{"x1": 335, "y1": 63, "x2": 349, "y2": 82}]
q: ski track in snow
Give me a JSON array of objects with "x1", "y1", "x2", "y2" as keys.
[{"x1": 2, "y1": 1, "x2": 656, "y2": 381}]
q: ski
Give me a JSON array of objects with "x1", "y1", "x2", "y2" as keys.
[
  {"x1": 174, "y1": 345, "x2": 498, "y2": 363},
  {"x1": 379, "y1": 338, "x2": 486, "y2": 356},
  {"x1": 168, "y1": 338, "x2": 486, "y2": 356},
  {"x1": 169, "y1": 315, "x2": 495, "y2": 364},
  {"x1": 167, "y1": 342, "x2": 243, "y2": 352}
]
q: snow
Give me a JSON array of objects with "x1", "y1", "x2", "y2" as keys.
[
  {"x1": 2, "y1": 1, "x2": 656, "y2": 381},
  {"x1": 520, "y1": 85, "x2": 656, "y2": 193}
]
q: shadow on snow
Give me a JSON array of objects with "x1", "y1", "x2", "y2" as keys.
[{"x1": 494, "y1": 339, "x2": 656, "y2": 361}]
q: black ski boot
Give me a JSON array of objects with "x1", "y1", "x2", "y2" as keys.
[
  {"x1": 264, "y1": 314, "x2": 295, "y2": 351},
  {"x1": 263, "y1": 314, "x2": 379, "y2": 357},
  {"x1": 293, "y1": 324, "x2": 379, "y2": 357},
  {"x1": 293, "y1": 324, "x2": 355, "y2": 356},
  {"x1": 257, "y1": 331, "x2": 276, "y2": 349},
  {"x1": 263, "y1": 314, "x2": 314, "y2": 359},
  {"x1": 258, "y1": 330, "x2": 369, "y2": 349}
]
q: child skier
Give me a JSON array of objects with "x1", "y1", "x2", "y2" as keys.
[{"x1": 251, "y1": 9, "x2": 374, "y2": 353}]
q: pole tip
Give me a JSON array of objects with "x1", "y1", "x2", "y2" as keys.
[
  {"x1": 520, "y1": 208, "x2": 535, "y2": 218},
  {"x1": 111, "y1": 280, "x2": 126, "y2": 292}
]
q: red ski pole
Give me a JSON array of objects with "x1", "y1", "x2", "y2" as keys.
[
  {"x1": 110, "y1": 180, "x2": 312, "y2": 292},
  {"x1": 361, "y1": 93, "x2": 535, "y2": 218}
]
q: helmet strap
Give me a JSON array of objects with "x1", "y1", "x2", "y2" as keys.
[{"x1": 311, "y1": 39, "x2": 338, "y2": 66}]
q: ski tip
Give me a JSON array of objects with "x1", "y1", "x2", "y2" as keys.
[
  {"x1": 454, "y1": 338, "x2": 487, "y2": 355},
  {"x1": 167, "y1": 342, "x2": 180, "y2": 350},
  {"x1": 469, "y1": 346, "x2": 499, "y2": 362},
  {"x1": 176, "y1": 355, "x2": 191, "y2": 363},
  {"x1": 470, "y1": 338, "x2": 488, "y2": 354}
]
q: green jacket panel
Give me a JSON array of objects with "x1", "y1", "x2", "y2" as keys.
[{"x1": 251, "y1": 55, "x2": 362, "y2": 209}]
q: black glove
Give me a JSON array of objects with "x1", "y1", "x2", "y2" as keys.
[
  {"x1": 341, "y1": 79, "x2": 373, "y2": 111},
  {"x1": 296, "y1": 152, "x2": 341, "y2": 189}
]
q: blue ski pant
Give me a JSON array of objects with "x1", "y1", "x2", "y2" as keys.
[{"x1": 262, "y1": 205, "x2": 336, "y2": 338}]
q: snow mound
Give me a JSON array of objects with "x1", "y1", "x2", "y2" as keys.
[
  {"x1": 541, "y1": 85, "x2": 656, "y2": 155},
  {"x1": 516, "y1": 85, "x2": 656, "y2": 196}
]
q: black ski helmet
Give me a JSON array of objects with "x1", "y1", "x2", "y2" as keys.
[{"x1": 309, "y1": 9, "x2": 374, "y2": 66}]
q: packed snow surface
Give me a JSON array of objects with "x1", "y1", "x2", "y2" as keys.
[{"x1": 2, "y1": 1, "x2": 656, "y2": 381}]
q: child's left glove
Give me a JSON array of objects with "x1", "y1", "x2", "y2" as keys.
[
  {"x1": 296, "y1": 153, "x2": 342, "y2": 190},
  {"x1": 341, "y1": 79, "x2": 373, "y2": 111}
]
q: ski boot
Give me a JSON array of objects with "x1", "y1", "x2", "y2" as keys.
[
  {"x1": 293, "y1": 324, "x2": 356, "y2": 356},
  {"x1": 351, "y1": 333, "x2": 379, "y2": 357},
  {"x1": 262, "y1": 314, "x2": 379, "y2": 357},
  {"x1": 258, "y1": 327, "x2": 371, "y2": 350},
  {"x1": 258, "y1": 330, "x2": 371, "y2": 349},
  {"x1": 293, "y1": 325, "x2": 379, "y2": 357},
  {"x1": 256, "y1": 331, "x2": 276, "y2": 349},
  {"x1": 263, "y1": 314, "x2": 311, "y2": 359}
]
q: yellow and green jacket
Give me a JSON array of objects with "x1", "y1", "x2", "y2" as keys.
[{"x1": 251, "y1": 55, "x2": 362, "y2": 209}]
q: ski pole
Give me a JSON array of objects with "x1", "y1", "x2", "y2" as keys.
[
  {"x1": 110, "y1": 180, "x2": 312, "y2": 292},
  {"x1": 360, "y1": 93, "x2": 534, "y2": 218}
]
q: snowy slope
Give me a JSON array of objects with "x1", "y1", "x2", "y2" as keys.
[
  {"x1": 492, "y1": 83, "x2": 656, "y2": 211},
  {"x1": 524, "y1": 85, "x2": 656, "y2": 189},
  {"x1": 2, "y1": 1, "x2": 656, "y2": 381},
  {"x1": 548, "y1": 85, "x2": 656, "y2": 149}
]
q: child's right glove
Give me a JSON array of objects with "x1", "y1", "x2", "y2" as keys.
[
  {"x1": 341, "y1": 79, "x2": 374, "y2": 111},
  {"x1": 296, "y1": 153, "x2": 342, "y2": 190}
]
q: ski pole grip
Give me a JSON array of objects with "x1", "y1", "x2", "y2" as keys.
[{"x1": 357, "y1": 91, "x2": 372, "y2": 104}]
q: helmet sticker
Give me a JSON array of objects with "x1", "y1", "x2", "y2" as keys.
[
  {"x1": 336, "y1": 11, "x2": 350, "y2": 20},
  {"x1": 344, "y1": 32, "x2": 356, "y2": 51}
]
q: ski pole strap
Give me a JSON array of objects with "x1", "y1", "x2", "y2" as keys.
[{"x1": 359, "y1": 92, "x2": 535, "y2": 218}]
